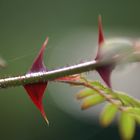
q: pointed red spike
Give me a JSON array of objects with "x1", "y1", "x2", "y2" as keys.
[
  {"x1": 95, "y1": 15, "x2": 105, "y2": 60},
  {"x1": 24, "y1": 83, "x2": 49, "y2": 124},
  {"x1": 95, "y1": 16, "x2": 113, "y2": 88},
  {"x1": 98, "y1": 15, "x2": 104, "y2": 46},
  {"x1": 29, "y1": 37, "x2": 48, "y2": 72},
  {"x1": 24, "y1": 37, "x2": 49, "y2": 124},
  {"x1": 96, "y1": 66, "x2": 113, "y2": 88}
]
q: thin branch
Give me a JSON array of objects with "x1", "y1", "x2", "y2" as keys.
[
  {"x1": 58, "y1": 80, "x2": 125, "y2": 111},
  {"x1": 0, "y1": 50, "x2": 140, "y2": 89},
  {"x1": 0, "y1": 60, "x2": 105, "y2": 88}
]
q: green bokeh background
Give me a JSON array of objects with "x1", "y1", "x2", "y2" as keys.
[{"x1": 0, "y1": 0, "x2": 140, "y2": 140}]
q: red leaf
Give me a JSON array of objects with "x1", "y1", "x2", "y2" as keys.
[
  {"x1": 95, "y1": 16, "x2": 113, "y2": 88},
  {"x1": 24, "y1": 37, "x2": 49, "y2": 124},
  {"x1": 57, "y1": 74, "x2": 80, "y2": 81}
]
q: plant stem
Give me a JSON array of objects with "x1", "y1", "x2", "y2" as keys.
[
  {"x1": 58, "y1": 80, "x2": 125, "y2": 111},
  {"x1": 0, "y1": 50, "x2": 140, "y2": 89},
  {"x1": 0, "y1": 60, "x2": 105, "y2": 88}
]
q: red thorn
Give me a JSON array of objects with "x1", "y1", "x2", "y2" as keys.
[
  {"x1": 98, "y1": 15, "x2": 104, "y2": 46},
  {"x1": 96, "y1": 66, "x2": 113, "y2": 88},
  {"x1": 95, "y1": 15, "x2": 104, "y2": 60},
  {"x1": 29, "y1": 37, "x2": 48, "y2": 72},
  {"x1": 95, "y1": 16, "x2": 113, "y2": 88},
  {"x1": 24, "y1": 37, "x2": 49, "y2": 124}
]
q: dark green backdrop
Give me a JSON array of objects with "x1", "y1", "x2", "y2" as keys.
[{"x1": 0, "y1": 0, "x2": 140, "y2": 140}]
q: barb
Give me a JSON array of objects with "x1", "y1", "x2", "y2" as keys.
[
  {"x1": 0, "y1": 49, "x2": 140, "y2": 89},
  {"x1": 0, "y1": 60, "x2": 101, "y2": 88}
]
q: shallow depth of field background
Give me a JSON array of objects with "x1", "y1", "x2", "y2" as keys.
[{"x1": 0, "y1": 0, "x2": 140, "y2": 140}]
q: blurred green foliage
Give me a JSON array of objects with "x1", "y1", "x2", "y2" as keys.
[{"x1": 0, "y1": 0, "x2": 140, "y2": 140}]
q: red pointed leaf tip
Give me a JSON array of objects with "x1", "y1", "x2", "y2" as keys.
[
  {"x1": 24, "y1": 37, "x2": 49, "y2": 124},
  {"x1": 57, "y1": 74, "x2": 80, "y2": 81},
  {"x1": 95, "y1": 16, "x2": 113, "y2": 88}
]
